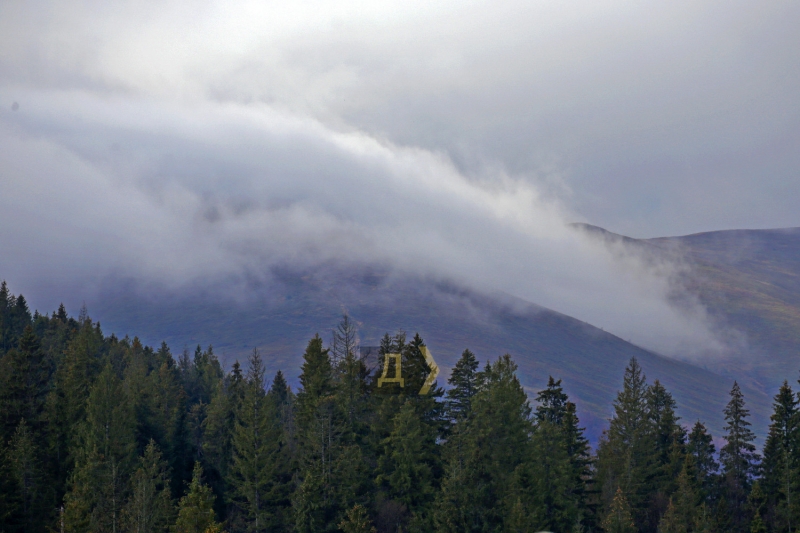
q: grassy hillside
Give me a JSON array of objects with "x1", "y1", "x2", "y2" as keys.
[
  {"x1": 649, "y1": 228, "x2": 800, "y2": 381},
  {"x1": 574, "y1": 223, "x2": 800, "y2": 386}
]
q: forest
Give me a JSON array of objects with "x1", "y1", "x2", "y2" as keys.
[{"x1": 0, "y1": 280, "x2": 798, "y2": 533}]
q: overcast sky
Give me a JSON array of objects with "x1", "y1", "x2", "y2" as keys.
[{"x1": 0, "y1": 0, "x2": 798, "y2": 359}]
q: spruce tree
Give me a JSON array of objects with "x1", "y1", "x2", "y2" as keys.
[
  {"x1": 203, "y1": 360, "x2": 244, "y2": 488},
  {"x1": 64, "y1": 363, "x2": 137, "y2": 533},
  {"x1": 434, "y1": 354, "x2": 532, "y2": 532},
  {"x1": 377, "y1": 399, "x2": 438, "y2": 528},
  {"x1": 122, "y1": 440, "x2": 174, "y2": 533},
  {"x1": 338, "y1": 504, "x2": 376, "y2": 533},
  {"x1": 293, "y1": 335, "x2": 342, "y2": 532},
  {"x1": 175, "y1": 463, "x2": 222, "y2": 533},
  {"x1": 720, "y1": 381, "x2": 760, "y2": 532},
  {"x1": 7, "y1": 419, "x2": 44, "y2": 532},
  {"x1": 508, "y1": 377, "x2": 593, "y2": 533},
  {"x1": 0, "y1": 326, "x2": 51, "y2": 440},
  {"x1": 602, "y1": 487, "x2": 636, "y2": 533},
  {"x1": 687, "y1": 421, "x2": 719, "y2": 505},
  {"x1": 446, "y1": 349, "x2": 479, "y2": 421},
  {"x1": 596, "y1": 357, "x2": 654, "y2": 530},
  {"x1": 761, "y1": 380, "x2": 799, "y2": 533},
  {"x1": 228, "y1": 349, "x2": 285, "y2": 532}
]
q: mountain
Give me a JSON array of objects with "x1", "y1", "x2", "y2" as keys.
[
  {"x1": 82, "y1": 262, "x2": 772, "y2": 443},
  {"x1": 575, "y1": 223, "x2": 800, "y2": 385}
]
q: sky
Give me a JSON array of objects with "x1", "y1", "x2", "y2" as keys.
[{"x1": 0, "y1": 0, "x2": 798, "y2": 360}]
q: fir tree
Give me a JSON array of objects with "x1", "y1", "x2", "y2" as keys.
[
  {"x1": 748, "y1": 482, "x2": 767, "y2": 533},
  {"x1": 175, "y1": 463, "x2": 222, "y2": 533},
  {"x1": 434, "y1": 354, "x2": 532, "y2": 532},
  {"x1": 123, "y1": 440, "x2": 174, "y2": 533},
  {"x1": 686, "y1": 421, "x2": 718, "y2": 505},
  {"x1": 228, "y1": 350, "x2": 289, "y2": 532},
  {"x1": 203, "y1": 360, "x2": 244, "y2": 484},
  {"x1": 596, "y1": 357, "x2": 654, "y2": 530},
  {"x1": 720, "y1": 381, "x2": 760, "y2": 532},
  {"x1": 293, "y1": 335, "x2": 342, "y2": 532},
  {"x1": 64, "y1": 363, "x2": 137, "y2": 533},
  {"x1": 7, "y1": 419, "x2": 44, "y2": 532},
  {"x1": 0, "y1": 326, "x2": 51, "y2": 440},
  {"x1": 338, "y1": 504, "x2": 376, "y2": 533},
  {"x1": 377, "y1": 399, "x2": 438, "y2": 526},
  {"x1": 603, "y1": 487, "x2": 636, "y2": 533},
  {"x1": 446, "y1": 350, "x2": 479, "y2": 421},
  {"x1": 761, "y1": 380, "x2": 798, "y2": 533}
]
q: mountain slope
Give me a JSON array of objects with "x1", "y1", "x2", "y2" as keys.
[
  {"x1": 574, "y1": 223, "x2": 800, "y2": 385},
  {"x1": 85, "y1": 268, "x2": 770, "y2": 441},
  {"x1": 650, "y1": 228, "x2": 800, "y2": 381}
]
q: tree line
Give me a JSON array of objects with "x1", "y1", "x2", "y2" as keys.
[{"x1": 1, "y1": 281, "x2": 799, "y2": 533}]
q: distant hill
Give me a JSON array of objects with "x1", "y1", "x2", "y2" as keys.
[
  {"x1": 574, "y1": 223, "x2": 800, "y2": 386},
  {"x1": 84, "y1": 263, "x2": 772, "y2": 443}
]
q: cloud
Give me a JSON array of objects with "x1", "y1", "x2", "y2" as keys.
[{"x1": 2, "y1": 0, "x2": 794, "y2": 358}]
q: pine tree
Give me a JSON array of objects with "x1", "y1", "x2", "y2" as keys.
[
  {"x1": 687, "y1": 421, "x2": 719, "y2": 505},
  {"x1": 228, "y1": 350, "x2": 288, "y2": 532},
  {"x1": 720, "y1": 381, "x2": 760, "y2": 532},
  {"x1": 0, "y1": 326, "x2": 51, "y2": 440},
  {"x1": 338, "y1": 504, "x2": 376, "y2": 533},
  {"x1": 123, "y1": 440, "x2": 174, "y2": 533},
  {"x1": 7, "y1": 419, "x2": 44, "y2": 532},
  {"x1": 174, "y1": 463, "x2": 222, "y2": 533},
  {"x1": 761, "y1": 380, "x2": 799, "y2": 533},
  {"x1": 434, "y1": 354, "x2": 532, "y2": 532},
  {"x1": 509, "y1": 377, "x2": 593, "y2": 533},
  {"x1": 64, "y1": 363, "x2": 137, "y2": 533},
  {"x1": 377, "y1": 400, "x2": 438, "y2": 526},
  {"x1": 603, "y1": 487, "x2": 636, "y2": 533},
  {"x1": 596, "y1": 357, "x2": 654, "y2": 530},
  {"x1": 446, "y1": 350, "x2": 479, "y2": 421},
  {"x1": 293, "y1": 335, "x2": 342, "y2": 532}
]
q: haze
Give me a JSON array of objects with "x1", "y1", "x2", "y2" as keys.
[{"x1": 1, "y1": 0, "x2": 798, "y2": 360}]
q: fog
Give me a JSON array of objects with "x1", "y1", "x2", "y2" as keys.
[{"x1": 1, "y1": 0, "x2": 798, "y2": 359}]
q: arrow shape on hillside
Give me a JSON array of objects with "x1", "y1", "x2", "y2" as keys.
[{"x1": 419, "y1": 345, "x2": 439, "y2": 395}]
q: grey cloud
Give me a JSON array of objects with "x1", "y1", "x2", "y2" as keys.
[
  {"x1": 0, "y1": 91, "x2": 724, "y2": 359},
  {"x1": 1, "y1": 0, "x2": 795, "y2": 359}
]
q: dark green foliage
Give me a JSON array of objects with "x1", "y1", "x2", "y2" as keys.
[
  {"x1": 123, "y1": 440, "x2": 175, "y2": 533},
  {"x1": 175, "y1": 463, "x2": 222, "y2": 533},
  {"x1": 5, "y1": 281, "x2": 800, "y2": 533},
  {"x1": 434, "y1": 354, "x2": 533, "y2": 532},
  {"x1": 64, "y1": 363, "x2": 137, "y2": 532},
  {"x1": 687, "y1": 421, "x2": 719, "y2": 505},
  {"x1": 603, "y1": 487, "x2": 636, "y2": 533},
  {"x1": 596, "y1": 357, "x2": 655, "y2": 530},
  {"x1": 228, "y1": 350, "x2": 292, "y2": 532},
  {"x1": 760, "y1": 380, "x2": 799, "y2": 533},
  {"x1": 720, "y1": 381, "x2": 760, "y2": 533},
  {"x1": 445, "y1": 349, "x2": 479, "y2": 421}
]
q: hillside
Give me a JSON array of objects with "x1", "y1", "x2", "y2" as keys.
[
  {"x1": 650, "y1": 228, "x2": 800, "y2": 382},
  {"x1": 574, "y1": 223, "x2": 800, "y2": 386},
  {"x1": 84, "y1": 266, "x2": 770, "y2": 441}
]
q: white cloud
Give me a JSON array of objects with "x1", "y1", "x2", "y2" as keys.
[{"x1": 2, "y1": 0, "x2": 795, "y2": 358}]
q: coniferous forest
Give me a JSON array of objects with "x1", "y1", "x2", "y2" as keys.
[{"x1": 2, "y1": 281, "x2": 799, "y2": 533}]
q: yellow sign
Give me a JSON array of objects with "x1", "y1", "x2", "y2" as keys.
[
  {"x1": 376, "y1": 346, "x2": 439, "y2": 395},
  {"x1": 377, "y1": 353, "x2": 404, "y2": 388},
  {"x1": 419, "y1": 346, "x2": 439, "y2": 395}
]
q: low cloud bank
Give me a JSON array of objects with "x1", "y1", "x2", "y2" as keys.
[
  {"x1": 4, "y1": 0, "x2": 791, "y2": 359},
  {"x1": 1, "y1": 92, "x2": 724, "y2": 359}
]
